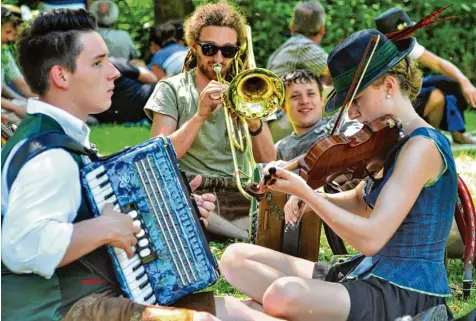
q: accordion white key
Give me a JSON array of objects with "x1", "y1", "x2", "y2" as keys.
[{"x1": 80, "y1": 136, "x2": 220, "y2": 306}]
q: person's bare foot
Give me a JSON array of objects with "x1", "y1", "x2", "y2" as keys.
[{"x1": 451, "y1": 132, "x2": 476, "y2": 145}]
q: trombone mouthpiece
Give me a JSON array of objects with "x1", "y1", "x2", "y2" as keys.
[{"x1": 213, "y1": 63, "x2": 222, "y2": 73}]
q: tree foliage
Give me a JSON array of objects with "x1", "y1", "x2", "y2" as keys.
[
  {"x1": 192, "y1": 0, "x2": 475, "y2": 81},
  {"x1": 4, "y1": 0, "x2": 475, "y2": 81}
]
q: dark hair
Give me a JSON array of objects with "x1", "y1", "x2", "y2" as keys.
[
  {"x1": 282, "y1": 69, "x2": 323, "y2": 95},
  {"x1": 150, "y1": 23, "x2": 177, "y2": 48},
  {"x1": 1, "y1": 7, "x2": 16, "y2": 26},
  {"x1": 17, "y1": 9, "x2": 97, "y2": 96},
  {"x1": 167, "y1": 19, "x2": 185, "y2": 43}
]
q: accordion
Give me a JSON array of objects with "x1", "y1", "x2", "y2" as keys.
[{"x1": 80, "y1": 136, "x2": 220, "y2": 306}]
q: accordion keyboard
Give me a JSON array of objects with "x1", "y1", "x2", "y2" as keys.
[{"x1": 81, "y1": 137, "x2": 219, "y2": 305}]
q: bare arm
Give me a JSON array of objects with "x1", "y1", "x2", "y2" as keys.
[
  {"x1": 248, "y1": 120, "x2": 277, "y2": 162},
  {"x1": 278, "y1": 137, "x2": 444, "y2": 256},
  {"x1": 1, "y1": 97, "x2": 27, "y2": 117},
  {"x1": 302, "y1": 137, "x2": 444, "y2": 255},
  {"x1": 2, "y1": 85, "x2": 26, "y2": 100},
  {"x1": 151, "y1": 65, "x2": 166, "y2": 81},
  {"x1": 151, "y1": 112, "x2": 206, "y2": 159},
  {"x1": 419, "y1": 50, "x2": 476, "y2": 107},
  {"x1": 137, "y1": 66, "x2": 158, "y2": 84},
  {"x1": 11, "y1": 77, "x2": 36, "y2": 98},
  {"x1": 149, "y1": 80, "x2": 225, "y2": 158}
]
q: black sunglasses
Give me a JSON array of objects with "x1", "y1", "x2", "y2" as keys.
[{"x1": 196, "y1": 41, "x2": 239, "y2": 58}]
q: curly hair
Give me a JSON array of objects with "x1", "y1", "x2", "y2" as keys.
[
  {"x1": 184, "y1": 0, "x2": 247, "y2": 47},
  {"x1": 375, "y1": 57, "x2": 422, "y2": 101}
]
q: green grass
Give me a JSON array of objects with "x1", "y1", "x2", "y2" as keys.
[{"x1": 89, "y1": 111, "x2": 476, "y2": 318}]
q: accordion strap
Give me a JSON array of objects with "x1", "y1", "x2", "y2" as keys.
[{"x1": 6, "y1": 130, "x2": 98, "y2": 191}]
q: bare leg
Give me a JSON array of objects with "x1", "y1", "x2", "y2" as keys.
[
  {"x1": 262, "y1": 277, "x2": 350, "y2": 321},
  {"x1": 214, "y1": 296, "x2": 286, "y2": 321},
  {"x1": 423, "y1": 89, "x2": 476, "y2": 144},
  {"x1": 423, "y1": 89, "x2": 445, "y2": 129},
  {"x1": 207, "y1": 212, "x2": 248, "y2": 240},
  {"x1": 220, "y1": 243, "x2": 315, "y2": 303}
]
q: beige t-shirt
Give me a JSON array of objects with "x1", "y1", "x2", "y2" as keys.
[{"x1": 144, "y1": 69, "x2": 250, "y2": 179}]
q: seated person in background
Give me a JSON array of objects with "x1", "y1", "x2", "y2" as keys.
[
  {"x1": 267, "y1": 1, "x2": 328, "y2": 79},
  {"x1": 1, "y1": 7, "x2": 36, "y2": 99},
  {"x1": 276, "y1": 69, "x2": 361, "y2": 162},
  {"x1": 148, "y1": 22, "x2": 188, "y2": 80},
  {"x1": 41, "y1": 0, "x2": 92, "y2": 11},
  {"x1": 375, "y1": 7, "x2": 476, "y2": 144},
  {"x1": 266, "y1": 1, "x2": 330, "y2": 143},
  {"x1": 90, "y1": 0, "x2": 139, "y2": 60},
  {"x1": 94, "y1": 57, "x2": 157, "y2": 124},
  {"x1": 144, "y1": 1, "x2": 277, "y2": 241},
  {"x1": 168, "y1": 18, "x2": 187, "y2": 47},
  {"x1": 1, "y1": 9, "x2": 220, "y2": 321},
  {"x1": 220, "y1": 29, "x2": 456, "y2": 321}
]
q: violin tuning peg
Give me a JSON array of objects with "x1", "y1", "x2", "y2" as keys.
[{"x1": 268, "y1": 167, "x2": 277, "y2": 175}]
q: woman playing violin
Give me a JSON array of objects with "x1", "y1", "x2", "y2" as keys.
[{"x1": 220, "y1": 29, "x2": 456, "y2": 321}]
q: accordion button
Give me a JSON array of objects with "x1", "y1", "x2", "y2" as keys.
[
  {"x1": 139, "y1": 248, "x2": 151, "y2": 258},
  {"x1": 136, "y1": 229, "x2": 145, "y2": 238},
  {"x1": 133, "y1": 220, "x2": 142, "y2": 228},
  {"x1": 138, "y1": 239, "x2": 149, "y2": 248},
  {"x1": 128, "y1": 210, "x2": 138, "y2": 219}
]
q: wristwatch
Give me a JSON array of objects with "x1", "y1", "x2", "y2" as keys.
[{"x1": 249, "y1": 120, "x2": 263, "y2": 136}]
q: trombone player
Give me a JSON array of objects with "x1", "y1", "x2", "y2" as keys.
[{"x1": 144, "y1": 1, "x2": 277, "y2": 241}]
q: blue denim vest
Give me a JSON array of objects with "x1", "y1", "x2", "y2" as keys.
[{"x1": 348, "y1": 127, "x2": 457, "y2": 296}]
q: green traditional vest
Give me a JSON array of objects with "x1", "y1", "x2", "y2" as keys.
[{"x1": 1, "y1": 113, "x2": 118, "y2": 321}]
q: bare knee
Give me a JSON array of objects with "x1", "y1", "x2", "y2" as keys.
[
  {"x1": 219, "y1": 243, "x2": 250, "y2": 282},
  {"x1": 424, "y1": 89, "x2": 445, "y2": 116},
  {"x1": 262, "y1": 277, "x2": 306, "y2": 317}
]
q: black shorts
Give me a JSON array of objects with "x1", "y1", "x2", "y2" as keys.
[{"x1": 312, "y1": 261, "x2": 453, "y2": 321}]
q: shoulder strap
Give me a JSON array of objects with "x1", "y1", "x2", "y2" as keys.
[{"x1": 5, "y1": 130, "x2": 98, "y2": 191}]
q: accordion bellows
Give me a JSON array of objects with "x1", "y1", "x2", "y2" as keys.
[{"x1": 80, "y1": 136, "x2": 220, "y2": 306}]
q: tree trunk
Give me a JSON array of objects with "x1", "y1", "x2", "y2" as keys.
[{"x1": 154, "y1": 0, "x2": 195, "y2": 25}]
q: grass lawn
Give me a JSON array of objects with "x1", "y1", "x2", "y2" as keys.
[{"x1": 90, "y1": 110, "x2": 476, "y2": 318}]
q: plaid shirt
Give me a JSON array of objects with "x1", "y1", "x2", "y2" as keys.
[
  {"x1": 276, "y1": 113, "x2": 361, "y2": 161},
  {"x1": 1, "y1": 48, "x2": 22, "y2": 84},
  {"x1": 266, "y1": 34, "x2": 328, "y2": 77}
]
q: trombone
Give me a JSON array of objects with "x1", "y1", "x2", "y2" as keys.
[{"x1": 213, "y1": 26, "x2": 285, "y2": 200}]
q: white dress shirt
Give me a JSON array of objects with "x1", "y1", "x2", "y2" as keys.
[{"x1": 1, "y1": 99, "x2": 92, "y2": 279}]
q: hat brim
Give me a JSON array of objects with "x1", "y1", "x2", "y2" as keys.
[{"x1": 325, "y1": 37, "x2": 415, "y2": 114}]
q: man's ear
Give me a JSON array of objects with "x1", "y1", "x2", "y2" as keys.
[
  {"x1": 319, "y1": 24, "x2": 326, "y2": 37},
  {"x1": 50, "y1": 65, "x2": 69, "y2": 90},
  {"x1": 289, "y1": 22, "x2": 294, "y2": 34},
  {"x1": 190, "y1": 41, "x2": 198, "y2": 54},
  {"x1": 281, "y1": 102, "x2": 287, "y2": 114}
]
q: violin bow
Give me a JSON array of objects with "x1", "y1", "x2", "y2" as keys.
[{"x1": 330, "y1": 34, "x2": 380, "y2": 135}]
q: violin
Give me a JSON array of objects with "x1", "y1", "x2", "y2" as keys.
[
  {"x1": 247, "y1": 114, "x2": 403, "y2": 198},
  {"x1": 247, "y1": 34, "x2": 404, "y2": 199}
]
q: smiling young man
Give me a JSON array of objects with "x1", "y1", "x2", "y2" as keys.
[
  {"x1": 1, "y1": 9, "x2": 220, "y2": 321},
  {"x1": 144, "y1": 1, "x2": 277, "y2": 241},
  {"x1": 276, "y1": 70, "x2": 361, "y2": 161}
]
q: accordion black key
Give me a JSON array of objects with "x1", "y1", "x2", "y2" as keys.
[{"x1": 80, "y1": 136, "x2": 220, "y2": 306}]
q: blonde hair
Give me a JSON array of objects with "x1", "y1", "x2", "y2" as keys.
[{"x1": 376, "y1": 57, "x2": 422, "y2": 101}]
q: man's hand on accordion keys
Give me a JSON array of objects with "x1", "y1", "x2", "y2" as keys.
[{"x1": 99, "y1": 203, "x2": 142, "y2": 258}]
